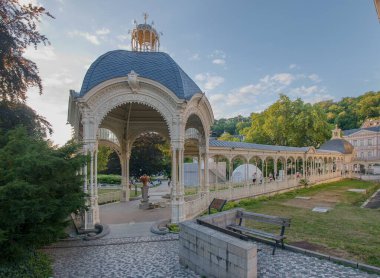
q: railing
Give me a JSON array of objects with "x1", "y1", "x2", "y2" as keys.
[
  {"x1": 98, "y1": 191, "x2": 121, "y2": 204},
  {"x1": 183, "y1": 171, "x2": 342, "y2": 220}
]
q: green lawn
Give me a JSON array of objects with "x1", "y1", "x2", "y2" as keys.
[
  {"x1": 225, "y1": 179, "x2": 380, "y2": 267},
  {"x1": 98, "y1": 188, "x2": 141, "y2": 198}
]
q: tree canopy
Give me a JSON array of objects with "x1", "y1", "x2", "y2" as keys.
[
  {"x1": 0, "y1": 0, "x2": 53, "y2": 102},
  {"x1": 129, "y1": 132, "x2": 171, "y2": 177},
  {"x1": 0, "y1": 101, "x2": 52, "y2": 137},
  {"x1": 211, "y1": 115, "x2": 250, "y2": 137},
  {"x1": 218, "y1": 132, "x2": 241, "y2": 142},
  {"x1": 315, "y1": 91, "x2": 380, "y2": 130},
  {"x1": 241, "y1": 95, "x2": 331, "y2": 147}
]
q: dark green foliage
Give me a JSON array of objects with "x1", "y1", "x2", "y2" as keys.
[
  {"x1": 211, "y1": 115, "x2": 250, "y2": 137},
  {"x1": 104, "y1": 151, "x2": 121, "y2": 175},
  {"x1": 241, "y1": 95, "x2": 331, "y2": 147},
  {"x1": 0, "y1": 251, "x2": 52, "y2": 278},
  {"x1": 0, "y1": 101, "x2": 52, "y2": 137},
  {"x1": 97, "y1": 174, "x2": 121, "y2": 185},
  {"x1": 0, "y1": 127, "x2": 86, "y2": 261},
  {"x1": 315, "y1": 91, "x2": 380, "y2": 130},
  {"x1": 129, "y1": 132, "x2": 170, "y2": 177},
  {"x1": 0, "y1": 0, "x2": 53, "y2": 102}
]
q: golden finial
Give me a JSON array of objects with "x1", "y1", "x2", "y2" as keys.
[{"x1": 143, "y1": 12, "x2": 149, "y2": 24}]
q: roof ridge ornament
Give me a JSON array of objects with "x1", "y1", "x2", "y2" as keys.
[{"x1": 127, "y1": 70, "x2": 139, "y2": 93}]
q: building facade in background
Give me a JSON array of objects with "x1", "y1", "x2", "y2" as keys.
[{"x1": 343, "y1": 119, "x2": 380, "y2": 173}]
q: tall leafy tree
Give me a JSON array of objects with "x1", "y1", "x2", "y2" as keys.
[
  {"x1": 0, "y1": 0, "x2": 53, "y2": 102},
  {"x1": 242, "y1": 95, "x2": 330, "y2": 147}
]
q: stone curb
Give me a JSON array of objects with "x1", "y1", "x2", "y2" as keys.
[
  {"x1": 246, "y1": 236, "x2": 380, "y2": 275},
  {"x1": 150, "y1": 219, "x2": 170, "y2": 235},
  {"x1": 83, "y1": 224, "x2": 110, "y2": 241},
  {"x1": 294, "y1": 247, "x2": 380, "y2": 275},
  {"x1": 361, "y1": 189, "x2": 380, "y2": 208}
]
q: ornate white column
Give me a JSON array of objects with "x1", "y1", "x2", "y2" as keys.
[
  {"x1": 204, "y1": 151, "x2": 210, "y2": 193},
  {"x1": 171, "y1": 142, "x2": 185, "y2": 223},
  {"x1": 198, "y1": 152, "x2": 202, "y2": 188},
  {"x1": 80, "y1": 106, "x2": 99, "y2": 229}
]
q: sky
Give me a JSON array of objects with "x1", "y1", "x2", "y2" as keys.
[{"x1": 23, "y1": 0, "x2": 380, "y2": 145}]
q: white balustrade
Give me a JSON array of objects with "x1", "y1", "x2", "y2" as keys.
[{"x1": 183, "y1": 173, "x2": 343, "y2": 220}]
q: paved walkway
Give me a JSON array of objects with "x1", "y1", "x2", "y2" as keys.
[
  {"x1": 45, "y1": 233, "x2": 379, "y2": 278},
  {"x1": 45, "y1": 182, "x2": 379, "y2": 277},
  {"x1": 100, "y1": 181, "x2": 171, "y2": 224}
]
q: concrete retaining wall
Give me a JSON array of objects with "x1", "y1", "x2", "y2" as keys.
[{"x1": 179, "y1": 210, "x2": 257, "y2": 278}]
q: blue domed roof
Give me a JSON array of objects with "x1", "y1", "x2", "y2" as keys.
[{"x1": 79, "y1": 50, "x2": 201, "y2": 100}]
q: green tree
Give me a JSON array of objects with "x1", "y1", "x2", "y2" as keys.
[
  {"x1": 218, "y1": 132, "x2": 241, "y2": 142},
  {"x1": 130, "y1": 132, "x2": 170, "y2": 177},
  {"x1": 211, "y1": 115, "x2": 250, "y2": 137},
  {"x1": 0, "y1": 0, "x2": 53, "y2": 102},
  {"x1": 0, "y1": 127, "x2": 86, "y2": 261},
  {"x1": 97, "y1": 145, "x2": 112, "y2": 172},
  {"x1": 0, "y1": 101, "x2": 52, "y2": 137},
  {"x1": 315, "y1": 91, "x2": 380, "y2": 130},
  {"x1": 242, "y1": 95, "x2": 330, "y2": 147}
]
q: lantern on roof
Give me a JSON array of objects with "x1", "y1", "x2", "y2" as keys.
[{"x1": 130, "y1": 12, "x2": 161, "y2": 52}]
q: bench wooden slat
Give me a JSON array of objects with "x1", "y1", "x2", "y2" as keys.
[
  {"x1": 228, "y1": 224, "x2": 285, "y2": 241},
  {"x1": 237, "y1": 211, "x2": 291, "y2": 227}
]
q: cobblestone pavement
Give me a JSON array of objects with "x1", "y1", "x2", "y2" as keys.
[{"x1": 45, "y1": 234, "x2": 379, "y2": 278}]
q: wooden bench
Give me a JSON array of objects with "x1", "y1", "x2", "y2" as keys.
[
  {"x1": 227, "y1": 210, "x2": 291, "y2": 255},
  {"x1": 208, "y1": 198, "x2": 227, "y2": 214}
]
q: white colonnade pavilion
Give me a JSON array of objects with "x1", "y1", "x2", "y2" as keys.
[{"x1": 67, "y1": 19, "x2": 354, "y2": 229}]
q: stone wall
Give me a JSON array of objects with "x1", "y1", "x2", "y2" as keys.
[{"x1": 179, "y1": 210, "x2": 257, "y2": 278}]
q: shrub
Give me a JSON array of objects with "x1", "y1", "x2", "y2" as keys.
[
  {"x1": 0, "y1": 127, "x2": 86, "y2": 261},
  {"x1": 0, "y1": 251, "x2": 52, "y2": 278},
  {"x1": 299, "y1": 178, "x2": 310, "y2": 187},
  {"x1": 97, "y1": 174, "x2": 121, "y2": 185}
]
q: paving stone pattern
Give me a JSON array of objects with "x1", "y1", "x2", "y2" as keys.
[{"x1": 45, "y1": 235, "x2": 379, "y2": 278}]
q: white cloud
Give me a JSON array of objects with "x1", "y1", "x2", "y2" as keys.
[
  {"x1": 271, "y1": 73, "x2": 295, "y2": 86},
  {"x1": 289, "y1": 64, "x2": 298, "y2": 70},
  {"x1": 68, "y1": 30, "x2": 100, "y2": 45},
  {"x1": 24, "y1": 45, "x2": 56, "y2": 61},
  {"x1": 67, "y1": 27, "x2": 110, "y2": 45},
  {"x1": 96, "y1": 28, "x2": 110, "y2": 35},
  {"x1": 26, "y1": 50, "x2": 95, "y2": 146},
  {"x1": 189, "y1": 53, "x2": 200, "y2": 61},
  {"x1": 117, "y1": 34, "x2": 129, "y2": 41},
  {"x1": 195, "y1": 73, "x2": 224, "y2": 91},
  {"x1": 117, "y1": 44, "x2": 131, "y2": 50},
  {"x1": 212, "y1": 59, "x2": 225, "y2": 65},
  {"x1": 209, "y1": 50, "x2": 226, "y2": 59},
  {"x1": 209, "y1": 50, "x2": 227, "y2": 66},
  {"x1": 207, "y1": 71, "x2": 330, "y2": 119},
  {"x1": 308, "y1": 73, "x2": 321, "y2": 83}
]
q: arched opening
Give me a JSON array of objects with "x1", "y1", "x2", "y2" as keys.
[
  {"x1": 183, "y1": 113, "x2": 207, "y2": 197},
  {"x1": 249, "y1": 156, "x2": 264, "y2": 185},
  {"x1": 96, "y1": 102, "x2": 172, "y2": 225}
]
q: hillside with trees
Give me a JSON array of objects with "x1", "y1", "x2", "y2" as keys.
[{"x1": 315, "y1": 91, "x2": 380, "y2": 130}]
